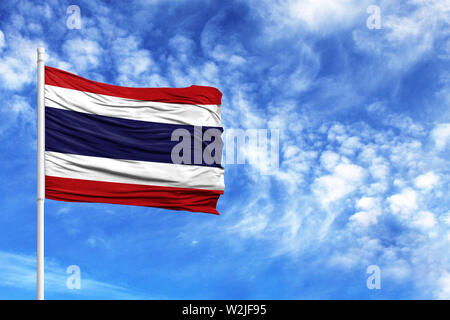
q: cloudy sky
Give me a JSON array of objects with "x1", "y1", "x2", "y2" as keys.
[{"x1": 0, "y1": 0, "x2": 449, "y2": 299}]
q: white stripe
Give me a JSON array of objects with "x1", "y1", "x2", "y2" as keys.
[
  {"x1": 45, "y1": 85, "x2": 222, "y2": 127},
  {"x1": 45, "y1": 151, "x2": 224, "y2": 191}
]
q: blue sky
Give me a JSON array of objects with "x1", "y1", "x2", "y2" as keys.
[{"x1": 0, "y1": 0, "x2": 449, "y2": 299}]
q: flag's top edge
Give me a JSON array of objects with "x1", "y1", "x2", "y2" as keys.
[{"x1": 44, "y1": 66, "x2": 223, "y2": 105}]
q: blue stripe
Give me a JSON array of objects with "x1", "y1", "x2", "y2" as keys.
[{"x1": 45, "y1": 107, "x2": 223, "y2": 167}]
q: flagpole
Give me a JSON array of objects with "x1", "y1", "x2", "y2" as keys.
[{"x1": 37, "y1": 47, "x2": 45, "y2": 300}]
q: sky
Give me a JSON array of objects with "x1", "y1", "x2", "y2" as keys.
[{"x1": 0, "y1": 0, "x2": 449, "y2": 300}]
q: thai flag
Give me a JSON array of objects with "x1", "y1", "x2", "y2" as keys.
[{"x1": 44, "y1": 66, "x2": 224, "y2": 214}]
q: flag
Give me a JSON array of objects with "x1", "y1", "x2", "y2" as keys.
[{"x1": 44, "y1": 66, "x2": 224, "y2": 214}]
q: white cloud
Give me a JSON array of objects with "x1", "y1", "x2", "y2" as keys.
[
  {"x1": 11, "y1": 96, "x2": 34, "y2": 121},
  {"x1": 169, "y1": 35, "x2": 195, "y2": 63},
  {"x1": 412, "y1": 211, "x2": 437, "y2": 230},
  {"x1": 383, "y1": 259, "x2": 412, "y2": 281},
  {"x1": 113, "y1": 36, "x2": 155, "y2": 85},
  {"x1": 0, "y1": 35, "x2": 44, "y2": 90},
  {"x1": 431, "y1": 123, "x2": 450, "y2": 151},
  {"x1": 0, "y1": 30, "x2": 5, "y2": 50},
  {"x1": 368, "y1": 104, "x2": 426, "y2": 136},
  {"x1": 442, "y1": 212, "x2": 450, "y2": 226},
  {"x1": 339, "y1": 136, "x2": 362, "y2": 156},
  {"x1": 369, "y1": 158, "x2": 390, "y2": 181},
  {"x1": 356, "y1": 197, "x2": 375, "y2": 211},
  {"x1": 358, "y1": 145, "x2": 377, "y2": 163},
  {"x1": 0, "y1": 95, "x2": 35, "y2": 136},
  {"x1": 228, "y1": 213, "x2": 268, "y2": 237},
  {"x1": 320, "y1": 150, "x2": 340, "y2": 171},
  {"x1": 289, "y1": 0, "x2": 369, "y2": 31},
  {"x1": 254, "y1": 0, "x2": 371, "y2": 35},
  {"x1": 0, "y1": 0, "x2": 448, "y2": 300},
  {"x1": 350, "y1": 211, "x2": 377, "y2": 227},
  {"x1": 350, "y1": 197, "x2": 381, "y2": 227},
  {"x1": 327, "y1": 124, "x2": 347, "y2": 142},
  {"x1": 85, "y1": 235, "x2": 111, "y2": 248},
  {"x1": 63, "y1": 38, "x2": 102, "y2": 72},
  {"x1": 313, "y1": 162, "x2": 365, "y2": 207},
  {"x1": 436, "y1": 272, "x2": 450, "y2": 299},
  {"x1": 414, "y1": 172, "x2": 440, "y2": 190},
  {"x1": 352, "y1": 0, "x2": 449, "y2": 70},
  {"x1": 388, "y1": 188, "x2": 418, "y2": 217},
  {"x1": 0, "y1": 250, "x2": 147, "y2": 299}
]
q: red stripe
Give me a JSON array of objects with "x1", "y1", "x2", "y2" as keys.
[
  {"x1": 46, "y1": 176, "x2": 223, "y2": 215},
  {"x1": 45, "y1": 66, "x2": 222, "y2": 105}
]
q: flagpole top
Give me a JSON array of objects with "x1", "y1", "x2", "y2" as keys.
[{"x1": 37, "y1": 48, "x2": 45, "y2": 62}]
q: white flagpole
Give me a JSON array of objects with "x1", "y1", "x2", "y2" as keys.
[{"x1": 37, "y1": 47, "x2": 45, "y2": 300}]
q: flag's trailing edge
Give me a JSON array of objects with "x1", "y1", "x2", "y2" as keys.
[{"x1": 44, "y1": 66, "x2": 224, "y2": 214}]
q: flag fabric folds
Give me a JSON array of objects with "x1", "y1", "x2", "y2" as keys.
[{"x1": 44, "y1": 66, "x2": 224, "y2": 214}]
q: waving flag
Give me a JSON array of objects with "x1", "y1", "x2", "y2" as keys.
[{"x1": 44, "y1": 66, "x2": 224, "y2": 214}]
